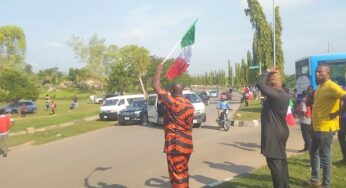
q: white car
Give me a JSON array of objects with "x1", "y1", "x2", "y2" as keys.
[
  {"x1": 209, "y1": 90, "x2": 218, "y2": 97},
  {"x1": 147, "y1": 91, "x2": 206, "y2": 128}
]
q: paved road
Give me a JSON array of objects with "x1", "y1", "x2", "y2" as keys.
[{"x1": 0, "y1": 93, "x2": 304, "y2": 188}]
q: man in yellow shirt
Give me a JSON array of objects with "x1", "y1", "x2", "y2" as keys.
[{"x1": 309, "y1": 64, "x2": 346, "y2": 187}]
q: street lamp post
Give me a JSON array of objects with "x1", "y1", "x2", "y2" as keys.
[{"x1": 273, "y1": 0, "x2": 276, "y2": 67}]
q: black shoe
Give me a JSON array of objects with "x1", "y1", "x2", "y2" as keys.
[{"x1": 3, "y1": 153, "x2": 7, "y2": 157}]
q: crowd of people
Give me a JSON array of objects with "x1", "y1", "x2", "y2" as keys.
[
  {"x1": 1, "y1": 63, "x2": 346, "y2": 188},
  {"x1": 256, "y1": 64, "x2": 346, "y2": 188}
]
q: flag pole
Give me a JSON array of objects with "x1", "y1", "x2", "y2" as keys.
[{"x1": 160, "y1": 40, "x2": 181, "y2": 65}]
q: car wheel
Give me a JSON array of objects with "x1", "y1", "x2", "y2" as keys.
[
  {"x1": 141, "y1": 113, "x2": 148, "y2": 125},
  {"x1": 118, "y1": 121, "x2": 126, "y2": 125},
  {"x1": 193, "y1": 123, "x2": 201, "y2": 128}
]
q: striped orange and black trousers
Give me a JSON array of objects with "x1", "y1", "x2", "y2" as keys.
[{"x1": 166, "y1": 154, "x2": 191, "y2": 188}]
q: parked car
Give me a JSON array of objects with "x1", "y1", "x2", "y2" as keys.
[
  {"x1": 94, "y1": 95, "x2": 106, "y2": 104},
  {"x1": 99, "y1": 94, "x2": 146, "y2": 120},
  {"x1": 209, "y1": 90, "x2": 218, "y2": 98},
  {"x1": 147, "y1": 91, "x2": 206, "y2": 128},
  {"x1": 195, "y1": 91, "x2": 210, "y2": 105},
  {"x1": 117, "y1": 100, "x2": 148, "y2": 125},
  {"x1": 0, "y1": 101, "x2": 38, "y2": 114}
]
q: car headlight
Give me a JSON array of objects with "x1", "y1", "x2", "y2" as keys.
[{"x1": 134, "y1": 111, "x2": 141, "y2": 115}]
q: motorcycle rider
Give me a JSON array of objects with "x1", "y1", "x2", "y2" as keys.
[{"x1": 216, "y1": 95, "x2": 231, "y2": 122}]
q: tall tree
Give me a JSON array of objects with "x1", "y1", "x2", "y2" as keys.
[
  {"x1": 107, "y1": 63, "x2": 131, "y2": 94},
  {"x1": 228, "y1": 60, "x2": 233, "y2": 86},
  {"x1": 119, "y1": 45, "x2": 151, "y2": 94},
  {"x1": 247, "y1": 50, "x2": 257, "y2": 85},
  {"x1": 0, "y1": 68, "x2": 39, "y2": 101},
  {"x1": 68, "y1": 34, "x2": 107, "y2": 82},
  {"x1": 0, "y1": 25, "x2": 26, "y2": 70},
  {"x1": 245, "y1": 0, "x2": 273, "y2": 70}
]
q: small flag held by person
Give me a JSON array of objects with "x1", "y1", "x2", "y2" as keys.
[
  {"x1": 285, "y1": 98, "x2": 296, "y2": 127},
  {"x1": 165, "y1": 20, "x2": 197, "y2": 80}
]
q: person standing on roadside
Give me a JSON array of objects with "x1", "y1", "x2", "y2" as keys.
[
  {"x1": 51, "y1": 101, "x2": 57, "y2": 115},
  {"x1": 297, "y1": 90, "x2": 312, "y2": 152},
  {"x1": 256, "y1": 67, "x2": 290, "y2": 188},
  {"x1": 338, "y1": 97, "x2": 346, "y2": 164},
  {"x1": 153, "y1": 64, "x2": 195, "y2": 188},
  {"x1": 45, "y1": 95, "x2": 50, "y2": 111},
  {"x1": 0, "y1": 109, "x2": 15, "y2": 157},
  {"x1": 308, "y1": 64, "x2": 346, "y2": 187}
]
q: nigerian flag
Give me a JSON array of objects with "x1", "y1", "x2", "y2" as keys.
[
  {"x1": 165, "y1": 20, "x2": 197, "y2": 80},
  {"x1": 286, "y1": 98, "x2": 296, "y2": 127}
]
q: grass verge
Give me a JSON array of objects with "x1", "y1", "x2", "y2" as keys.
[
  {"x1": 10, "y1": 99, "x2": 100, "y2": 132},
  {"x1": 217, "y1": 142, "x2": 346, "y2": 188},
  {"x1": 9, "y1": 120, "x2": 113, "y2": 146},
  {"x1": 235, "y1": 100, "x2": 261, "y2": 121}
]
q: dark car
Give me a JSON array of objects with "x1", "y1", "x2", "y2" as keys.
[
  {"x1": 195, "y1": 91, "x2": 210, "y2": 105},
  {"x1": 1, "y1": 101, "x2": 38, "y2": 114},
  {"x1": 117, "y1": 100, "x2": 148, "y2": 125}
]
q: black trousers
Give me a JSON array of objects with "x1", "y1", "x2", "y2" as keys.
[
  {"x1": 266, "y1": 157, "x2": 290, "y2": 188},
  {"x1": 300, "y1": 123, "x2": 312, "y2": 149},
  {"x1": 338, "y1": 129, "x2": 346, "y2": 161}
]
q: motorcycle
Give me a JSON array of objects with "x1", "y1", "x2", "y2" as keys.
[{"x1": 217, "y1": 109, "x2": 233, "y2": 131}]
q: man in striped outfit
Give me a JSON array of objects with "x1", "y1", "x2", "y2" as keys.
[{"x1": 153, "y1": 64, "x2": 195, "y2": 188}]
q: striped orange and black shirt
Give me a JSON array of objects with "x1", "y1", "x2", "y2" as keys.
[{"x1": 158, "y1": 89, "x2": 195, "y2": 154}]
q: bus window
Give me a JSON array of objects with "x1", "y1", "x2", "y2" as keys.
[
  {"x1": 295, "y1": 59, "x2": 309, "y2": 77},
  {"x1": 328, "y1": 63, "x2": 346, "y2": 86}
]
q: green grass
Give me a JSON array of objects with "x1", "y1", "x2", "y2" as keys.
[
  {"x1": 9, "y1": 120, "x2": 113, "y2": 146},
  {"x1": 235, "y1": 100, "x2": 261, "y2": 121},
  {"x1": 11, "y1": 99, "x2": 101, "y2": 132},
  {"x1": 217, "y1": 142, "x2": 346, "y2": 188}
]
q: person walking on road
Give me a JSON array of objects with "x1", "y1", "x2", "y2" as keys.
[
  {"x1": 297, "y1": 90, "x2": 312, "y2": 152},
  {"x1": 153, "y1": 64, "x2": 195, "y2": 188},
  {"x1": 256, "y1": 67, "x2": 290, "y2": 188},
  {"x1": 308, "y1": 64, "x2": 346, "y2": 187},
  {"x1": 0, "y1": 109, "x2": 15, "y2": 157}
]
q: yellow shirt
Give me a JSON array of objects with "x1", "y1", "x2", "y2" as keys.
[{"x1": 312, "y1": 79, "x2": 346, "y2": 132}]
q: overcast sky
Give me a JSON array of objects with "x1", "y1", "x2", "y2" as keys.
[{"x1": 1, "y1": 0, "x2": 346, "y2": 75}]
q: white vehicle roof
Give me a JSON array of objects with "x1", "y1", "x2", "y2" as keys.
[{"x1": 105, "y1": 94, "x2": 145, "y2": 101}]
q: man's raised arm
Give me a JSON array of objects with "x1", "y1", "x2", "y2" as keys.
[{"x1": 153, "y1": 64, "x2": 163, "y2": 93}]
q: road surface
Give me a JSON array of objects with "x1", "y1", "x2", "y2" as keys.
[{"x1": 0, "y1": 93, "x2": 304, "y2": 188}]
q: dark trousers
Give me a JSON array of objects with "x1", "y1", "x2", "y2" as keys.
[
  {"x1": 300, "y1": 123, "x2": 312, "y2": 149},
  {"x1": 266, "y1": 157, "x2": 290, "y2": 188},
  {"x1": 338, "y1": 129, "x2": 346, "y2": 161}
]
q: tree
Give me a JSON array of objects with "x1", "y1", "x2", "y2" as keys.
[
  {"x1": 228, "y1": 60, "x2": 233, "y2": 87},
  {"x1": 37, "y1": 67, "x2": 65, "y2": 85},
  {"x1": 106, "y1": 63, "x2": 132, "y2": 94},
  {"x1": 0, "y1": 25, "x2": 26, "y2": 70},
  {"x1": 68, "y1": 68, "x2": 90, "y2": 85},
  {"x1": 68, "y1": 34, "x2": 107, "y2": 84},
  {"x1": 0, "y1": 68, "x2": 39, "y2": 101},
  {"x1": 247, "y1": 50, "x2": 257, "y2": 85},
  {"x1": 245, "y1": 0, "x2": 273, "y2": 70},
  {"x1": 119, "y1": 45, "x2": 151, "y2": 94}
]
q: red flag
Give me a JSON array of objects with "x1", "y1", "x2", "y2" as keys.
[{"x1": 165, "y1": 57, "x2": 190, "y2": 80}]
